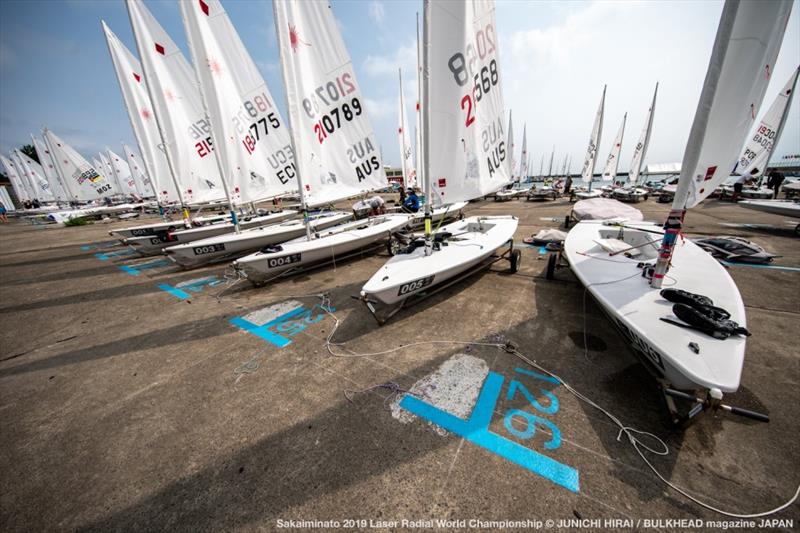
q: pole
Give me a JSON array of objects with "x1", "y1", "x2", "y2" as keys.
[{"x1": 422, "y1": 2, "x2": 432, "y2": 243}]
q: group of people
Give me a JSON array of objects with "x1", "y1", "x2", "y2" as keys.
[
  {"x1": 364, "y1": 187, "x2": 421, "y2": 217},
  {"x1": 731, "y1": 170, "x2": 785, "y2": 202},
  {"x1": 21, "y1": 198, "x2": 41, "y2": 209}
]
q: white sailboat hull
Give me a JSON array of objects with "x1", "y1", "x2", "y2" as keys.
[
  {"x1": 408, "y1": 201, "x2": 467, "y2": 226},
  {"x1": 126, "y1": 210, "x2": 296, "y2": 255},
  {"x1": 164, "y1": 212, "x2": 352, "y2": 267},
  {"x1": 563, "y1": 220, "x2": 746, "y2": 392},
  {"x1": 574, "y1": 190, "x2": 602, "y2": 200},
  {"x1": 738, "y1": 199, "x2": 800, "y2": 218},
  {"x1": 612, "y1": 187, "x2": 649, "y2": 202},
  {"x1": 110, "y1": 213, "x2": 230, "y2": 239},
  {"x1": 234, "y1": 214, "x2": 411, "y2": 283},
  {"x1": 361, "y1": 216, "x2": 518, "y2": 306}
]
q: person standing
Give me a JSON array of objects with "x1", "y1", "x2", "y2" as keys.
[
  {"x1": 767, "y1": 170, "x2": 785, "y2": 199},
  {"x1": 732, "y1": 174, "x2": 747, "y2": 202},
  {"x1": 399, "y1": 186, "x2": 406, "y2": 206},
  {"x1": 563, "y1": 175, "x2": 573, "y2": 196}
]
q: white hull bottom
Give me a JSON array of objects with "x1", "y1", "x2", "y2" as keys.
[
  {"x1": 234, "y1": 214, "x2": 411, "y2": 284},
  {"x1": 574, "y1": 190, "x2": 602, "y2": 200},
  {"x1": 563, "y1": 220, "x2": 746, "y2": 393},
  {"x1": 612, "y1": 188, "x2": 648, "y2": 202},
  {"x1": 164, "y1": 212, "x2": 352, "y2": 268},
  {"x1": 738, "y1": 200, "x2": 800, "y2": 219},
  {"x1": 126, "y1": 211, "x2": 297, "y2": 255},
  {"x1": 361, "y1": 215, "x2": 519, "y2": 306}
]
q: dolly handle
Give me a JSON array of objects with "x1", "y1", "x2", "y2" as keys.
[
  {"x1": 663, "y1": 388, "x2": 699, "y2": 402},
  {"x1": 725, "y1": 405, "x2": 770, "y2": 423}
]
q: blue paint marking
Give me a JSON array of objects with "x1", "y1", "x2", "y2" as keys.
[
  {"x1": 230, "y1": 304, "x2": 333, "y2": 348},
  {"x1": 399, "y1": 371, "x2": 580, "y2": 493},
  {"x1": 721, "y1": 261, "x2": 800, "y2": 272},
  {"x1": 176, "y1": 276, "x2": 223, "y2": 293},
  {"x1": 158, "y1": 283, "x2": 191, "y2": 300},
  {"x1": 94, "y1": 249, "x2": 135, "y2": 261},
  {"x1": 95, "y1": 252, "x2": 110, "y2": 261},
  {"x1": 81, "y1": 245, "x2": 92, "y2": 251},
  {"x1": 539, "y1": 246, "x2": 548, "y2": 255},
  {"x1": 119, "y1": 265, "x2": 140, "y2": 276}
]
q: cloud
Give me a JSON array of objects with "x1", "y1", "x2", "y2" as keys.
[
  {"x1": 363, "y1": 97, "x2": 393, "y2": 120},
  {"x1": 368, "y1": 1, "x2": 386, "y2": 26},
  {"x1": 362, "y1": 41, "x2": 417, "y2": 79}
]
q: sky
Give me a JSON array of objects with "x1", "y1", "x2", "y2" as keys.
[{"x1": 0, "y1": 0, "x2": 798, "y2": 175}]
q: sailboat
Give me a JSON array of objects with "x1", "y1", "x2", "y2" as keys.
[
  {"x1": 123, "y1": 0, "x2": 300, "y2": 255},
  {"x1": 736, "y1": 65, "x2": 799, "y2": 221},
  {"x1": 229, "y1": 0, "x2": 410, "y2": 279},
  {"x1": 562, "y1": 0, "x2": 793, "y2": 424},
  {"x1": 614, "y1": 84, "x2": 658, "y2": 203},
  {"x1": 359, "y1": 0, "x2": 519, "y2": 322},
  {"x1": 122, "y1": 143, "x2": 155, "y2": 199},
  {"x1": 574, "y1": 86, "x2": 606, "y2": 200},
  {"x1": 1, "y1": 154, "x2": 33, "y2": 204},
  {"x1": 31, "y1": 134, "x2": 69, "y2": 203}
]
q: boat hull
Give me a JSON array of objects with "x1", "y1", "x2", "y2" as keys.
[
  {"x1": 361, "y1": 215, "x2": 518, "y2": 306},
  {"x1": 110, "y1": 213, "x2": 229, "y2": 239},
  {"x1": 164, "y1": 212, "x2": 352, "y2": 267},
  {"x1": 234, "y1": 214, "x2": 411, "y2": 283},
  {"x1": 563, "y1": 220, "x2": 746, "y2": 393},
  {"x1": 738, "y1": 200, "x2": 800, "y2": 218},
  {"x1": 126, "y1": 210, "x2": 297, "y2": 255}
]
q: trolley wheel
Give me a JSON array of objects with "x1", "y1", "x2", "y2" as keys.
[
  {"x1": 386, "y1": 236, "x2": 403, "y2": 256},
  {"x1": 564, "y1": 215, "x2": 572, "y2": 229},
  {"x1": 545, "y1": 252, "x2": 557, "y2": 280},
  {"x1": 509, "y1": 249, "x2": 521, "y2": 273}
]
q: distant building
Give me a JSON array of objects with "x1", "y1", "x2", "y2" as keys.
[{"x1": 385, "y1": 166, "x2": 404, "y2": 186}]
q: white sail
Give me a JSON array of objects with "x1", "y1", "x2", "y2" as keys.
[
  {"x1": 602, "y1": 113, "x2": 626, "y2": 181},
  {"x1": 126, "y1": 0, "x2": 224, "y2": 204},
  {"x1": 675, "y1": 0, "x2": 793, "y2": 209},
  {"x1": 108, "y1": 149, "x2": 139, "y2": 196},
  {"x1": 519, "y1": 123, "x2": 527, "y2": 181},
  {"x1": 506, "y1": 110, "x2": 515, "y2": 179},
  {"x1": 581, "y1": 85, "x2": 605, "y2": 183},
  {"x1": 97, "y1": 154, "x2": 119, "y2": 194},
  {"x1": 425, "y1": 0, "x2": 509, "y2": 204},
  {"x1": 629, "y1": 83, "x2": 658, "y2": 186},
  {"x1": 415, "y1": 12, "x2": 424, "y2": 191},
  {"x1": 737, "y1": 65, "x2": 799, "y2": 178},
  {"x1": 547, "y1": 148, "x2": 554, "y2": 177},
  {"x1": 14, "y1": 150, "x2": 55, "y2": 202},
  {"x1": 180, "y1": 0, "x2": 297, "y2": 206},
  {"x1": 273, "y1": 0, "x2": 387, "y2": 207},
  {"x1": 397, "y1": 68, "x2": 417, "y2": 188},
  {"x1": 44, "y1": 128, "x2": 114, "y2": 201},
  {"x1": 123, "y1": 143, "x2": 155, "y2": 197},
  {"x1": 31, "y1": 135, "x2": 68, "y2": 201},
  {"x1": 102, "y1": 21, "x2": 177, "y2": 204},
  {"x1": 0, "y1": 154, "x2": 31, "y2": 201}
]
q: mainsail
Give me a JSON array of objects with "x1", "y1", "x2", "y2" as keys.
[
  {"x1": 98, "y1": 153, "x2": 121, "y2": 194},
  {"x1": 0, "y1": 154, "x2": 31, "y2": 201},
  {"x1": 180, "y1": 0, "x2": 298, "y2": 207},
  {"x1": 123, "y1": 143, "x2": 155, "y2": 197},
  {"x1": 273, "y1": 0, "x2": 387, "y2": 207},
  {"x1": 102, "y1": 21, "x2": 177, "y2": 203},
  {"x1": 629, "y1": 83, "x2": 658, "y2": 186},
  {"x1": 43, "y1": 128, "x2": 114, "y2": 201},
  {"x1": 581, "y1": 85, "x2": 606, "y2": 184},
  {"x1": 14, "y1": 150, "x2": 55, "y2": 202},
  {"x1": 397, "y1": 68, "x2": 417, "y2": 188},
  {"x1": 425, "y1": 0, "x2": 510, "y2": 204},
  {"x1": 674, "y1": 1, "x2": 793, "y2": 209},
  {"x1": 108, "y1": 149, "x2": 139, "y2": 196},
  {"x1": 31, "y1": 135, "x2": 68, "y2": 201},
  {"x1": 126, "y1": 0, "x2": 224, "y2": 204},
  {"x1": 602, "y1": 113, "x2": 626, "y2": 181},
  {"x1": 737, "y1": 65, "x2": 799, "y2": 178}
]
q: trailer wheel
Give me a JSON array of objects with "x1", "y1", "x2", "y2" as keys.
[
  {"x1": 509, "y1": 249, "x2": 521, "y2": 273},
  {"x1": 386, "y1": 236, "x2": 403, "y2": 256},
  {"x1": 545, "y1": 252, "x2": 557, "y2": 280}
]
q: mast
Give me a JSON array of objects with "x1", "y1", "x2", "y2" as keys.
[
  {"x1": 179, "y1": 5, "x2": 240, "y2": 233},
  {"x1": 415, "y1": 12, "x2": 424, "y2": 194},
  {"x1": 422, "y1": 0, "x2": 432, "y2": 239},
  {"x1": 547, "y1": 147, "x2": 554, "y2": 177},
  {"x1": 273, "y1": 0, "x2": 313, "y2": 241},
  {"x1": 125, "y1": 1, "x2": 190, "y2": 225}
]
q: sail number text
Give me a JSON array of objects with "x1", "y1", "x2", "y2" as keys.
[{"x1": 313, "y1": 98, "x2": 363, "y2": 144}]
